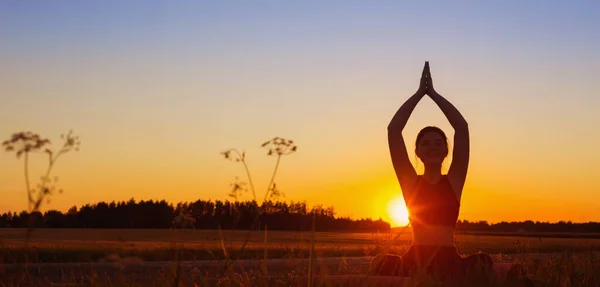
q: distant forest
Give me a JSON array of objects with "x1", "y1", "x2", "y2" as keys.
[
  {"x1": 0, "y1": 199, "x2": 389, "y2": 232},
  {"x1": 1, "y1": 199, "x2": 598, "y2": 233}
]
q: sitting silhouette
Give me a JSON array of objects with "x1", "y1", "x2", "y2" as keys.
[{"x1": 369, "y1": 62, "x2": 494, "y2": 280}]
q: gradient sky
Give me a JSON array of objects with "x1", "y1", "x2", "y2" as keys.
[{"x1": 1, "y1": 1, "x2": 599, "y2": 226}]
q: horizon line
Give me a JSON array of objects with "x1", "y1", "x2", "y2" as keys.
[{"x1": 2, "y1": 197, "x2": 598, "y2": 226}]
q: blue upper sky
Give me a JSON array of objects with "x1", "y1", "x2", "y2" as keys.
[{"x1": 1, "y1": 1, "x2": 599, "y2": 222}]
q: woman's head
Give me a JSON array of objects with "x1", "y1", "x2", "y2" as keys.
[{"x1": 415, "y1": 126, "x2": 448, "y2": 166}]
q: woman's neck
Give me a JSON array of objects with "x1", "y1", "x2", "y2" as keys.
[{"x1": 422, "y1": 165, "x2": 442, "y2": 183}]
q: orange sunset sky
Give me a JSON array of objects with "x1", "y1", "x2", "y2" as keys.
[{"x1": 1, "y1": 2, "x2": 599, "y2": 227}]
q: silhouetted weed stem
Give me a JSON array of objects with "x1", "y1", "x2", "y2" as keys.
[
  {"x1": 220, "y1": 137, "x2": 297, "y2": 280},
  {"x1": 222, "y1": 148, "x2": 257, "y2": 201},
  {"x1": 2, "y1": 130, "x2": 80, "y2": 263},
  {"x1": 307, "y1": 213, "x2": 316, "y2": 287}
]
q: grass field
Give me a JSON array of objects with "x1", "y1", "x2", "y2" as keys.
[
  {"x1": 2, "y1": 228, "x2": 600, "y2": 263},
  {"x1": 1, "y1": 228, "x2": 599, "y2": 286}
]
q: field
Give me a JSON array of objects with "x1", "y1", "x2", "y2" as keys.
[
  {"x1": 2, "y1": 228, "x2": 600, "y2": 263},
  {"x1": 1, "y1": 228, "x2": 600, "y2": 286}
]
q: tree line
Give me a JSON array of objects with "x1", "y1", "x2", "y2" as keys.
[
  {"x1": 455, "y1": 219, "x2": 600, "y2": 233},
  {"x1": 0, "y1": 199, "x2": 391, "y2": 232},
  {"x1": 0, "y1": 199, "x2": 598, "y2": 233}
]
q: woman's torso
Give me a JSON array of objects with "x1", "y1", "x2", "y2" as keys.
[
  {"x1": 405, "y1": 175, "x2": 460, "y2": 246},
  {"x1": 411, "y1": 225, "x2": 456, "y2": 246}
]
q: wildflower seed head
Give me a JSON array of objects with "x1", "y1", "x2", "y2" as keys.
[
  {"x1": 261, "y1": 137, "x2": 298, "y2": 156},
  {"x1": 2, "y1": 131, "x2": 51, "y2": 158}
]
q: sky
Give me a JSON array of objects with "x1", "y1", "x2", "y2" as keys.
[{"x1": 1, "y1": 1, "x2": 599, "y2": 226}]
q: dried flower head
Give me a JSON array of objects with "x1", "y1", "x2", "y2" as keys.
[
  {"x1": 60, "y1": 130, "x2": 81, "y2": 153},
  {"x1": 268, "y1": 182, "x2": 285, "y2": 201},
  {"x1": 261, "y1": 137, "x2": 297, "y2": 156},
  {"x1": 228, "y1": 177, "x2": 248, "y2": 200},
  {"x1": 221, "y1": 137, "x2": 297, "y2": 200},
  {"x1": 2, "y1": 131, "x2": 51, "y2": 158},
  {"x1": 220, "y1": 149, "x2": 245, "y2": 162}
]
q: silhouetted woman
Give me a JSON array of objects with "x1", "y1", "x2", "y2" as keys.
[{"x1": 369, "y1": 62, "x2": 494, "y2": 280}]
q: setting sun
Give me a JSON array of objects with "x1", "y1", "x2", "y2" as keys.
[{"x1": 388, "y1": 196, "x2": 410, "y2": 227}]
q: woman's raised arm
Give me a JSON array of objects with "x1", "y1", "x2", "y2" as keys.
[
  {"x1": 388, "y1": 63, "x2": 428, "y2": 193},
  {"x1": 425, "y1": 63, "x2": 470, "y2": 199}
]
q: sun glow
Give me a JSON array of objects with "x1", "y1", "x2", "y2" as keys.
[{"x1": 388, "y1": 196, "x2": 410, "y2": 227}]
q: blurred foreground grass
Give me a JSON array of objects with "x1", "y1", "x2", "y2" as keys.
[
  {"x1": 1, "y1": 228, "x2": 600, "y2": 263},
  {"x1": 0, "y1": 228, "x2": 599, "y2": 286}
]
